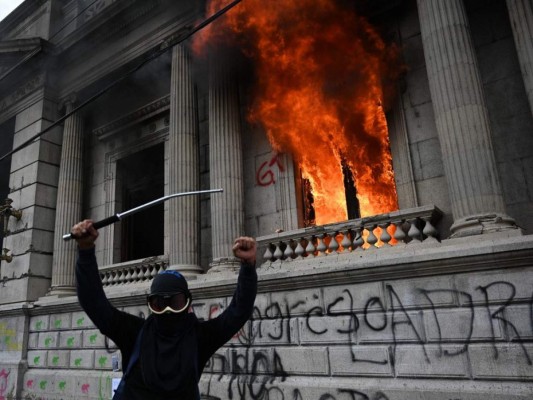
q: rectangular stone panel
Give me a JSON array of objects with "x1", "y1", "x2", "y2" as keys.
[
  {"x1": 298, "y1": 315, "x2": 357, "y2": 345},
  {"x1": 357, "y1": 310, "x2": 425, "y2": 344},
  {"x1": 274, "y1": 347, "x2": 329, "y2": 375},
  {"x1": 455, "y1": 270, "x2": 533, "y2": 305},
  {"x1": 83, "y1": 329, "x2": 107, "y2": 348},
  {"x1": 270, "y1": 287, "x2": 323, "y2": 317},
  {"x1": 46, "y1": 350, "x2": 70, "y2": 368},
  {"x1": 501, "y1": 305, "x2": 533, "y2": 340},
  {"x1": 329, "y1": 346, "x2": 393, "y2": 377},
  {"x1": 49, "y1": 313, "x2": 72, "y2": 331},
  {"x1": 28, "y1": 332, "x2": 38, "y2": 349},
  {"x1": 30, "y1": 315, "x2": 50, "y2": 332},
  {"x1": 59, "y1": 330, "x2": 82, "y2": 349},
  {"x1": 37, "y1": 331, "x2": 59, "y2": 349},
  {"x1": 395, "y1": 344, "x2": 469, "y2": 378},
  {"x1": 423, "y1": 307, "x2": 504, "y2": 342},
  {"x1": 94, "y1": 350, "x2": 114, "y2": 370},
  {"x1": 71, "y1": 311, "x2": 95, "y2": 330},
  {"x1": 384, "y1": 276, "x2": 456, "y2": 310},
  {"x1": 470, "y1": 344, "x2": 533, "y2": 380},
  {"x1": 322, "y1": 281, "x2": 384, "y2": 313},
  {"x1": 69, "y1": 350, "x2": 95, "y2": 369},
  {"x1": 248, "y1": 318, "x2": 297, "y2": 345},
  {"x1": 27, "y1": 350, "x2": 48, "y2": 368}
]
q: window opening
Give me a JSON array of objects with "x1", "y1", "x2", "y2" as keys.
[{"x1": 117, "y1": 143, "x2": 164, "y2": 261}]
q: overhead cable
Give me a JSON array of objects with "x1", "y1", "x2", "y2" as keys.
[{"x1": 0, "y1": 0, "x2": 242, "y2": 163}]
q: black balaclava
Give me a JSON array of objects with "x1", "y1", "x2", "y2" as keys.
[
  {"x1": 141, "y1": 270, "x2": 199, "y2": 395},
  {"x1": 150, "y1": 270, "x2": 190, "y2": 298}
]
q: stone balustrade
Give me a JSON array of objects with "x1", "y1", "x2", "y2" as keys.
[
  {"x1": 258, "y1": 205, "x2": 443, "y2": 264},
  {"x1": 96, "y1": 206, "x2": 442, "y2": 282},
  {"x1": 99, "y1": 256, "x2": 168, "y2": 287}
]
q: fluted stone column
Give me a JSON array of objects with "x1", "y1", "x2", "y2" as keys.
[
  {"x1": 417, "y1": 0, "x2": 518, "y2": 236},
  {"x1": 506, "y1": 0, "x2": 533, "y2": 118},
  {"x1": 208, "y1": 56, "x2": 244, "y2": 271},
  {"x1": 49, "y1": 100, "x2": 84, "y2": 296},
  {"x1": 168, "y1": 44, "x2": 202, "y2": 276}
]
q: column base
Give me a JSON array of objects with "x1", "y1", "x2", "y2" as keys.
[
  {"x1": 45, "y1": 286, "x2": 77, "y2": 298},
  {"x1": 166, "y1": 263, "x2": 204, "y2": 278},
  {"x1": 208, "y1": 257, "x2": 241, "y2": 273},
  {"x1": 450, "y1": 213, "x2": 523, "y2": 238}
]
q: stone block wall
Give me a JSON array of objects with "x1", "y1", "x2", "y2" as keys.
[{"x1": 12, "y1": 240, "x2": 533, "y2": 399}]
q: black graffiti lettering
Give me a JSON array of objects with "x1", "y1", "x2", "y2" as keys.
[
  {"x1": 372, "y1": 391, "x2": 390, "y2": 400},
  {"x1": 265, "y1": 302, "x2": 285, "y2": 341},
  {"x1": 292, "y1": 389, "x2": 304, "y2": 400},
  {"x1": 326, "y1": 290, "x2": 360, "y2": 336},
  {"x1": 477, "y1": 281, "x2": 532, "y2": 365},
  {"x1": 306, "y1": 306, "x2": 327, "y2": 335},
  {"x1": 363, "y1": 297, "x2": 387, "y2": 331},
  {"x1": 272, "y1": 349, "x2": 288, "y2": 381},
  {"x1": 419, "y1": 289, "x2": 474, "y2": 357},
  {"x1": 337, "y1": 388, "x2": 370, "y2": 400},
  {"x1": 232, "y1": 349, "x2": 248, "y2": 374},
  {"x1": 206, "y1": 353, "x2": 230, "y2": 376},
  {"x1": 203, "y1": 279, "x2": 533, "y2": 399},
  {"x1": 387, "y1": 284, "x2": 428, "y2": 365},
  {"x1": 251, "y1": 351, "x2": 270, "y2": 375}
]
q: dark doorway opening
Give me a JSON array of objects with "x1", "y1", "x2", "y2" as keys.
[{"x1": 117, "y1": 143, "x2": 164, "y2": 261}]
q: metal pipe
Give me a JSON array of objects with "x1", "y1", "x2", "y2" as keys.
[{"x1": 62, "y1": 188, "x2": 223, "y2": 241}]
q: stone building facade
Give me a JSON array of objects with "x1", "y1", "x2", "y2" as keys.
[{"x1": 0, "y1": 0, "x2": 532, "y2": 399}]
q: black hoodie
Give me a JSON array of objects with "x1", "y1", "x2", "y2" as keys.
[{"x1": 76, "y1": 247, "x2": 257, "y2": 399}]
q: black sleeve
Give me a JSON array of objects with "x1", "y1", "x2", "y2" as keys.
[
  {"x1": 198, "y1": 262, "x2": 257, "y2": 366},
  {"x1": 76, "y1": 247, "x2": 116, "y2": 334},
  {"x1": 76, "y1": 247, "x2": 144, "y2": 368}
]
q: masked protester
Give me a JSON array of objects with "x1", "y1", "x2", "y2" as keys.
[{"x1": 72, "y1": 219, "x2": 257, "y2": 400}]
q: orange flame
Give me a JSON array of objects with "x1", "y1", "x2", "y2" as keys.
[{"x1": 194, "y1": 0, "x2": 400, "y2": 225}]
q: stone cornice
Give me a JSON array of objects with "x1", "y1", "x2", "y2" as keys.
[
  {"x1": 0, "y1": 72, "x2": 46, "y2": 115},
  {"x1": 54, "y1": 0, "x2": 159, "y2": 53},
  {"x1": 93, "y1": 95, "x2": 170, "y2": 140},
  {"x1": 21, "y1": 234, "x2": 533, "y2": 315},
  {"x1": 0, "y1": 37, "x2": 43, "y2": 54}
]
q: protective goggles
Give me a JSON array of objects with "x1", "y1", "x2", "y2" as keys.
[{"x1": 148, "y1": 292, "x2": 190, "y2": 314}]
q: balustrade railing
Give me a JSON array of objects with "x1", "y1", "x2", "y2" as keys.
[
  {"x1": 97, "y1": 206, "x2": 442, "y2": 281},
  {"x1": 257, "y1": 205, "x2": 442, "y2": 265},
  {"x1": 99, "y1": 256, "x2": 168, "y2": 287}
]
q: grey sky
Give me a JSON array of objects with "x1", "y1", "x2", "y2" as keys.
[{"x1": 0, "y1": 0, "x2": 25, "y2": 22}]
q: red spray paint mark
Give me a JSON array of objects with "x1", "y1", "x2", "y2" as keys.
[
  {"x1": 256, "y1": 153, "x2": 285, "y2": 187},
  {"x1": 0, "y1": 369, "x2": 10, "y2": 400}
]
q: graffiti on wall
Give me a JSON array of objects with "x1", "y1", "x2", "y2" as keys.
[
  {"x1": 199, "y1": 279, "x2": 533, "y2": 399},
  {"x1": 0, "y1": 369, "x2": 11, "y2": 400},
  {"x1": 0, "y1": 322, "x2": 22, "y2": 351},
  {"x1": 256, "y1": 153, "x2": 285, "y2": 187}
]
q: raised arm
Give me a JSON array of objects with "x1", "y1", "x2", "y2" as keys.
[
  {"x1": 73, "y1": 220, "x2": 115, "y2": 334},
  {"x1": 199, "y1": 237, "x2": 258, "y2": 364}
]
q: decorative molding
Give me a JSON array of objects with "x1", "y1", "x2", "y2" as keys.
[
  {"x1": 0, "y1": 72, "x2": 46, "y2": 114},
  {"x1": 93, "y1": 95, "x2": 170, "y2": 141}
]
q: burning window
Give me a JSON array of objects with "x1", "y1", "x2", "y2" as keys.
[
  {"x1": 194, "y1": 0, "x2": 401, "y2": 225},
  {"x1": 116, "y1": 143, "x2": 164, "y2": 261}
]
